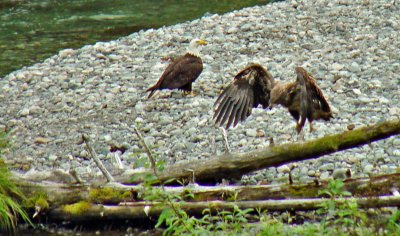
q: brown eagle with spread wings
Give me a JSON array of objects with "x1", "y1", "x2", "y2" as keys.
[
  {"x1": 213, "y1": 63, "x2": 332, "y2": 133},
  {"x1": 146, "y1": 38, "x2": 207, "y2": 98}
]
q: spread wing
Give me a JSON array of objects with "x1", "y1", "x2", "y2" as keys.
[
  {"x1": 213, "y1": 64, "x2": 275, "y2": 129},
  {"x1": 295, "y1": 67, "x2": 332, "y2": 132}
]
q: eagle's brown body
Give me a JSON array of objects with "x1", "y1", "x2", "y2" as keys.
[
  {"x1": 213, "y1": 64, "x2": 332, "y2": 133},
  {"x1": 146, "y1": 39, "x2": 206, "y2": 98}
]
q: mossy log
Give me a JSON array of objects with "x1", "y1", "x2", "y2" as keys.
[
  {"x1": 48, "y1": 195, "x2": 400, "y2": 222},
  {"x1": 120, "y1": 119, "x2": 400, "y2": 184},
  {"x1": 16, "y1": 173, "x2": 400, "y2": 206}
]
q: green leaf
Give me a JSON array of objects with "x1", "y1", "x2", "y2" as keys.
[
  {"x1": 342, "y1": 191, "x2": 352, "y2": 197},
  {"x1": 155, "y1": 208, "x2": 175, "y2": 228},
  {"x1": 163, "y1": 178, "x2": 176, "y2": 185}
]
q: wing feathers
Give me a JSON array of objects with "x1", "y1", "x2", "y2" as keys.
[
  {"x1": 146, "y1": 54, "x2": 203, "y2": 98},
  {"x1": 214, "y1": 65, "x2": 332, "y2": 133},
  {"x1": 213, "y1": 64, "x2": 273, "y2": 129},
  {"x1": 295, "y1": 67, "x2": 333, "y2": 132}
]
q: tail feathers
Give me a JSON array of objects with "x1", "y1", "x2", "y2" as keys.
[
  {"x1": 324, "y1": 112, "x2": 333, "y2": 121},
  {"x1": 146, "y1": 85, "x2": 158, "y2": 98}
]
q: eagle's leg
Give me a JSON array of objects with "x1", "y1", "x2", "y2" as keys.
[
  {"x1": 219, "y1": 127, "x2": 231, "y2": 153},
  {"x1": 182, "y1": 83, "x2": 197, "y2": 96},
  {"x1": 295, "y1": 122, "x2": 305, "y2": 142},
  {"x1": 291, "y1": 127, "x2": 304, "y2": 142},
  {"x1": 309, "y1": 122, "x2": 315, "y2": 133},
  {"x1": 298, "y1": 130, "x2": 305, "y2": 142}
]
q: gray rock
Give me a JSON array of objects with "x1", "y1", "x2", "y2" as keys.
[
  {"x1": 48, "y1": 154, "x2": 58, "y2": 162},
  {"x1": 320, "y1": 171, "x2": 330, "y2": 180},
  {"x1": 246, "y1": 129, "x2": 258, "y2": 137},
  {"x1": 103, "y1": 135, "x2": 112, "y2": 142},
  {"x1": 332, "y1": 168, "x2": 349, "y2": 180},
  {"x1": 393, "y1": 150, "x2": 400, "y2": 157},
  {"x1": 364, "y1": 164, "x2": 374, "y2": 173},
  {"x1": 277, "y1": 165, "x2": 291, "y2": 174},
  {"x1": 19, "y1": 108, "x2": 30, "y2": 117},
  {"x1": 319, "y1": 163, "x2": 335, "y2": 171},
  {"x1": 348, "y1": 62, "x2": 361, "y2": 72},
  {"x1": 307, "y1": 170, "x2": 316, "y2": 177}
]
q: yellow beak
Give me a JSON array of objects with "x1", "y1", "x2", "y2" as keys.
[{"x1": 197, "y1": 39, "x2": 207, "y2": 45}]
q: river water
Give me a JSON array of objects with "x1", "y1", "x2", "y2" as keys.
[{"x1": 0, "y1": 0, "x2": 274, "y2": 77}]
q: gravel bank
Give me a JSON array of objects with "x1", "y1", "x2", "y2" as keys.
[{"x1": 1, "y1": 0, "x2": 399, "y2": 184}]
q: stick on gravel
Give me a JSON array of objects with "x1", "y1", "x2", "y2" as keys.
[{"x1": 82, "y1": 134, "x2": 115, "y2": 183}]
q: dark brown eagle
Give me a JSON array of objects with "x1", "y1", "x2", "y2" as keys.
[
  {"x1": 146, "y1": 39, "x2": 207, "y2": 98},
  {"x1": 213, "y1": 63, "x2": 332, "y2": 133}
]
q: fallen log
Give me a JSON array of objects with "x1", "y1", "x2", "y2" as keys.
[
  {"x1": 15, "y1": 173, "x2": 400, "y2": 205},
  {"x1": 120, "y1": 119, "x2": 400, "y2": 184},
  {"x1": 48, "y1": 195, "x2": 400, "y2": 222}
]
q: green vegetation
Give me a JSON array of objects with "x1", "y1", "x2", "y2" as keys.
[
  {"x1": 0, "y1": 132, "x2": 33, "y2": 233},
  {"x1": 89, "y1": 187, "x2": 132, "y2": 203},
  {"x1": 63, "y1": 201, "x2": 91, "y2": 215},
  {"x1": 24, "y1": 191, "x2": 49, "y2": 212},
  {"x1": 129, "y1": 138, "x2": 399, "y2": 235},
  {"x1": 139, "y1": 175, "x2": 400, "y2": 235}
]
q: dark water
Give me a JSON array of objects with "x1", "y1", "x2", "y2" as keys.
[{"x1": 0, "y1": 0, "x2": 274, "y2": 77}]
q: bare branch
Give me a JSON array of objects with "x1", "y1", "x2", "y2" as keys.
[
  {"x1": 128, "y1": 126, "x2": 158, "y2": 176},
  {"x1": 219, "y1": 127, "x2": 231, "y2": 153},
  {"x1": 82, "y1": 134, "x2": 115, "y2": 183}
]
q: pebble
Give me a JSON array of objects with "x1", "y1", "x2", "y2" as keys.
[
  {"x1": 320, "y1": 171, "x2": 330, "y2": 180},
  {"x1": 331, "y1": 63, "x2": 344, "y2": 71},
  {"x1": 246, "y1": 129, "x2": 258, "y2": 137},
  {"x1": 104, "y1": 135, "x2": 112, "y2": 142},
  {"x1": 277, "y1": 165, "x2": 291, "y2": 174},
  {"x1": 80, "y1": 150, "x2": 89, "y2": 158},
  {"x1": 307, "y1": 170, "x2": 316, "y2": 177},
  {"x1": 0, "y1": 0, "x2": 398, "y2": 184},
  {"x1": 59, "y1": 48, "x2": 75, "y2": 58},
  {"x1": 34, "y1": 137, "x2": 50, "y2": 144},
  {"x1": 348, "y1": 62, "x2": 361, "y2": 72},
  {"x1": 319, "y1": 163, "x2": 334, "y2": 171},
  {"x1": 364, "y1": 164, "x2": 374, "y2": 173},
  {"x1": 332, "y1": 168, "x2": 349, "y2": 180},
  {"x1": 48, "y1": 154, "x2": 58, "y2": 162},
  {"x1": 352, "y1": 88, "x2": 362, "y2": 95},
  {"x1": 19, "y1": 108, "x2": 30, "y2": 117}
]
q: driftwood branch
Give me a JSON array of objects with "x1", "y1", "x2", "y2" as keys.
[
  {"x1": 120, "y1": 119, "x2": 400, "y2": 184},
  {"x1": 128, "y1": 126, "x2": 158, "y2": 176},
  {"x1": 48, "y1": 195, "x2": 400, "y2": 222},
  {"x1": 82, "y1": 134, "x2": 115, "y2": 183}
]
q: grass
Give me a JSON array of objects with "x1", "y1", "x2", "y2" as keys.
[{"x1": 0, "y1": 132, "x2": 33, "y2": 233}]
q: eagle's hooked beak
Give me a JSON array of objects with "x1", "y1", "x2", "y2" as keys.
[{"x1": 197, "y1": 39, "x2": 208, "y2": 45}]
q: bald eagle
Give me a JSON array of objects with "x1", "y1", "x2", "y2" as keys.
[
  {"x1": 213, "y1": 64, "x2": 332, "y2": 133},
  {"x1": 146, "y1": 39, "x2": 207, "y2": 98}
]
